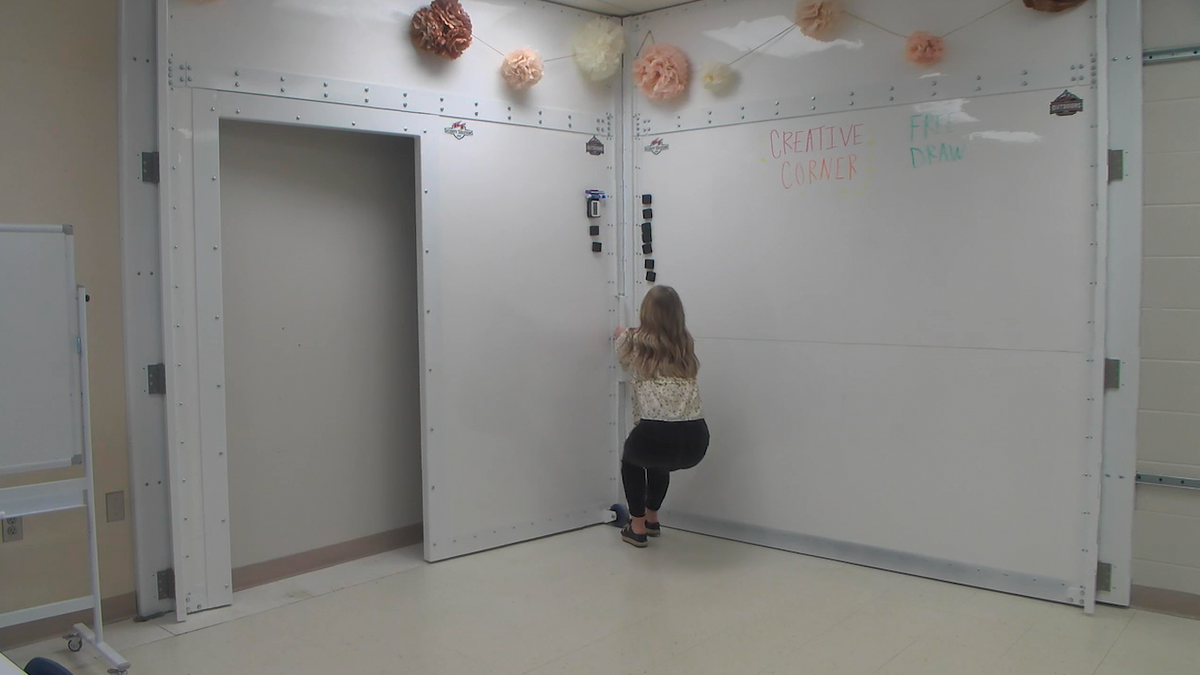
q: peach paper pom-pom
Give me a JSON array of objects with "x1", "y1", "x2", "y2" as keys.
[
  {"x1": 633, "y1": 44, "x2": 690, "y2": 102},
  {"x1": 905, "y1": 31, "x2": 944, "y2": 66},
  {"x1": 501, "y1": 48, "x2": 545, "y2": 90},
  {"x1": 796, "y1": 0, "x2": 842, "y2": 40},
  {"x1": 411, "y1": 0, "x2": 473, "y2": 60}
]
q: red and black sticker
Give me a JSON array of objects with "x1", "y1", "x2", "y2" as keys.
[
  {"x1": 444, "y1": 121, "x2": 473, "y2": 139},
  {"x1": 586, "y1": 136, "x2": 605, "y2": 156},
  {"x1": 1050, "y1": 90, "x2": 1083, "y2": 116}
]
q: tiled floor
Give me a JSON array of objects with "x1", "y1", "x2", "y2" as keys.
[{"x1": 5, "y1": 527, "x2": 1199, "y2": 674}]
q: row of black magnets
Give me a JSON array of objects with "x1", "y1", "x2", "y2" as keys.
[{"x1": 642, "y1": 193, "x2": 656, "y2": 282}]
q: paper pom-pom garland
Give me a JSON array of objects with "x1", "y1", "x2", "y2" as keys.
[
  {"x1": 1023, "y1": 0, "x2": 1088, "y2": 11},
  {"x1": 572, "y1": 18, "x2": 626, "y2": 82},
  {"x1": 905, "y1": 31, "x2": 944, "y2": 66},
  {"x1": 633, "y1": 44, "x2": 690, "y2": 101},
  {"x1": 411, "y1": 0, "x2": 473, "y2": 60},
  {"x1": 501, "y1": 47, "x2": 545, "y2": 90},
  {"x1": 796, "y1": 0, "x2": 843, "y2": 40},
  {"x1": 700, "y1": 62, "x2": 736, "y2": 95}
]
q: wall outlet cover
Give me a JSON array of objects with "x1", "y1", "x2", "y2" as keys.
[{"x1": 3, "y1": 517, "x2": 23, "y2": 542}]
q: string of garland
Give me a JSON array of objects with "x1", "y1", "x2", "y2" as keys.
[{"x1": 195, "y1": 0, "x2": 1091, "y2": 99}]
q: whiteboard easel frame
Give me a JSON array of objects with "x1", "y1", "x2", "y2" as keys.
[{"x1": 0, "y1": 276, "x2": 131, "y2": 673}]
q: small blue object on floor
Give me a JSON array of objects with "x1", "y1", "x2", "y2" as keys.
[
  {"x1": 23, "y1": 658, "x2": 75, "y2": 675},
  {"x1": 608, "y1": 503, "x2": 630, "y2": 528}
]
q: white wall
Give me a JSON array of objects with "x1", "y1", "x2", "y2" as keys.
[
  {"x1": 628, "y1": 0, "x2": 1103, "y2": 605},
  {"x1": 1134, "y1": 0, "x2": 1200, "y2": 596},
  {"x1": 0, "y1": 0, "x2": 134, "y2": 623},
  {"x1": 218, "y1": 122, "x2": 421, "y2": 568},
  {"x1": 161, "y1": 0, "x2": 622, "y2": 611}
]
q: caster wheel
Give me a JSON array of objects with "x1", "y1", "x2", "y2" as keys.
[
  {"x1": 609, "y1": 503, "x2": 630, "y2": 528},
  {"x1": 67, "y1": 637, "x2": 83, "y2": 652}
]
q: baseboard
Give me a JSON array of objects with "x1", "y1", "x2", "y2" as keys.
[
  {"x1": 1131, "y1": 585, "x2": 1200, "y2": 621},
  {"x1": 665, "y1": 511, "x2": 1082, "y2": 606},
  {"x1": 232, "y1": 523, "x2": 423, "y2": 592},
  {"x1": 0, "y1": 592, "x2": 137, "y2": 652}
]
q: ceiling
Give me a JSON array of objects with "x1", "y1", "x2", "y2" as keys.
[{"x1": 543, "y1": 0, "x2": 698, "y2": 17}]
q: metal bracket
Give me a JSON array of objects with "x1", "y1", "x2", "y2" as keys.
[
  {"x1": 147, "y1": 363, "x2": 166, "y2": 395},
  {"x1": 1137, "y1": 474, "x2": 1200, "y2": 490},
  {"x1": 1144, "y1": 46, "x2": 1200, "y2": 65},
  {"x1": 1096, "y1": 561, "x2": 1113, "y2": 593},
  {"x1": 141, "y1": 151, "x2": 160, "y2": 184},
  {"x1": 1104, "y1": 359, "x2": 1121, "y2": 390},
  {"x1": 156, "y1": 568, "x2": 175, "y2": 600},
  {"x1": 1107, "y1": 149, "x2": 1124, "y2": 182}
]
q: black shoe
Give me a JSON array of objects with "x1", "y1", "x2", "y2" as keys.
[
  {"x1": 621, "y1": 526, "x2": 648, "y2": 548},
  {"x1": 645, "y1": 521, "x2": 661, "y2": 537}
]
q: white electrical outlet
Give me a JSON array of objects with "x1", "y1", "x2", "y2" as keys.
[{"x1": 3, "y1": 517, "x2": 23, "y2": 542}]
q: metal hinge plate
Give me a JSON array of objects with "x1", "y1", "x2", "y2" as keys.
[
  {"x1": 1104, "y1": 359, "x2": 1121, "y2": 390},
  {"x1": 141, "y1": 151, "x2": 160, "y2": 184},
  {"x1": 1108, "y1": 149, "x2": 1124, "y2": 182},
  {"x1": 157, "y1": 568, "x2": 175, "y2": 600},
  {"x1": 147, "y1": 363, "x2": 166, "y2": 395}
]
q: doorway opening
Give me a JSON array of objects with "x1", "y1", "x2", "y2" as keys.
[{"x1": 218, "y1": 121, "x2": 422, "y2": 590}]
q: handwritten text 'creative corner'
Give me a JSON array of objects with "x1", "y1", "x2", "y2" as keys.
[{"x1": 770, "y1": 124, "x2": 865, "y2": 189}]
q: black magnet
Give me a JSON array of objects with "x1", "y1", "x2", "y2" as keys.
[
  {"x1": 642, "y1": 194, "x2": 653, "y2": 205},
  {"x1": 643, "y1": 243, "x2": 653, "y2": 255},
  {"x1": 645, "y1": 259, "x2": 655, "y2": 270},
  {"x1": 645, "y1": 271, "x2": 657, "y2": 283},
  {"x1": 642, "y1": 208, "x2": 653, "y2": 219},
  {"x1": 590, "y1": 225, "x2": 601, "y2": 237},
  {"x1": 592, "y1": 242, "x2": 603, "y2": 253}
]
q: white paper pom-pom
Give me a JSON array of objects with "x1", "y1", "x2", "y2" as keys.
[
  {"x1": 571, "y1": 18, "x2": 625, "y2": 82},
  {"x1": 700, "y1": 62, "x2": 736, "y2": 95}
]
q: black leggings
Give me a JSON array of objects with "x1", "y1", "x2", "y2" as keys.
[{"x1": 621, "y1": 419, "x2": 709, "y2": 518}]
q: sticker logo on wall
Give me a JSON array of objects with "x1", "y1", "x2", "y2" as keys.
[
  {"x1": 586, "y1": 136, "x2": 606, "y2": 156},
  {"x1": 444, "y1": 121, "x2": 474, "y2": 140},
  {"x1": 644, "y1": 138, "x2": 670, "y2": 155},
  {"x1": 1050, "y1": 90, "x2": 1084, "y2": 117}
]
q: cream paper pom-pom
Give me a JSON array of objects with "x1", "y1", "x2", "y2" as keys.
[
  {"x1": 571, "y1": 18, "x2": 625, "y2": 82},
  {"x1": 700, "y1": 62, "x2": 736, "y2": 95}
]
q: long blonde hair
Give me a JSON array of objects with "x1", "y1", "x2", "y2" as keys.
[{"x1": 620, "y1": 286, "x2": 698, "y2": 380}]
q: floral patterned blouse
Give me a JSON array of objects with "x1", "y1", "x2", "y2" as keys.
[{"x1": 616, "y1": 330, "x2": 704, "y2": 422}]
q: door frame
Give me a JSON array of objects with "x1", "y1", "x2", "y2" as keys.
[
  {"x1": 158, "y1": 88, "x2": 438, "y2": 619},
  {"x1": 1095, "y1": 0, "x2": 1143, "y2": 607}
]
